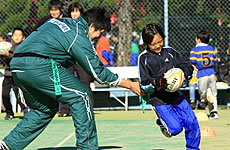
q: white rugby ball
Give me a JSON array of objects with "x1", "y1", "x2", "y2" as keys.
[
  {"x1": 164, "y1": 68, "x2": 184, "y2": 92},
  {"x1": 0, "y1": 41, "x2": 12, "y2": 51}
]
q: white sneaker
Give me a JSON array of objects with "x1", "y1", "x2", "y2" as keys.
[{"x1": 209, "y1": 111, "x2": 219, "y2": 119}]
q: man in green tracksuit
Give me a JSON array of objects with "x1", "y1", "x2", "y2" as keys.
[{"x1": 0, "y1": 7, "x2": 142, "y2": 150}]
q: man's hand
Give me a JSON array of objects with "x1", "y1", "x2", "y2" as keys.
[
  {"x1": 129, "y1": 81, "x2": 145, "y2": 96},
  {"x1": 118, "y1": 80, "x2": 145, "y2": 96}
]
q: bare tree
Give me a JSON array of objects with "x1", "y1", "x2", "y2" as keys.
[{"x1": 116, "y1": 0, "x2": 132, "y2": 66}]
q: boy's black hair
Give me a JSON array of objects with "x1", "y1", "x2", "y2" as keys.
[
  {"x1": 142, "y1": 23, "x2": 165, "y2": 45},
  {"x1": 196, "y1": 30, "x2": 210, "y2": 44},
  {"x1": 82, "y1": 7, "x2": 111, "y2": 32},
  {"x1": 67, "y1": 2, "x2": 84, "y2": 17},
  {"x1": 12, "y1": 27, "x2": 25, "y2": 37},
  {"x1": 48, "y1": 0, "x2": 63, "y2": 11}
]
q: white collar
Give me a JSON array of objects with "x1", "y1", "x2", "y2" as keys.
[{"x1": 196, "y1": 43, "x2": 208, "y2": 47}]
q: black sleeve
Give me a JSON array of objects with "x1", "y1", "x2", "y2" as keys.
[
  {"x1": 172, "y1": 49, "x2": 194, "y2": 79},
  {"x1": 139, "y1": 55, "x2": 166, "y2": 88},
  {"x1": 139, "y1": 55, "x2": 155, "y2": 86}
]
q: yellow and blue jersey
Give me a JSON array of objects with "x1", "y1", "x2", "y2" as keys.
[{"x1": 189, "y1": 43, "x2": 217, "y2": 78}]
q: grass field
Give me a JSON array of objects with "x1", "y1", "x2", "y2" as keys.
[{"x1": 0, "y1": 109, "x2": 229, "y2": 150}]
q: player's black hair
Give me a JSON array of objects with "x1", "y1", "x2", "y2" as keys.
[
  {"x1": 82, "y1": 7, "x2": 111, "y2": 32},
  {"x1": 12, "y1": 27, "x2": 25, "y2": 37},
  {"x1": 67, "y1": 2, "x2": 84, "y2": 18},
  {"x1": 196, "y1": 30, "x2": 210, "y2": 44},
  {"x1": 48, "y1": 0, "x2": 63, "y2": 11},
  {"x1": 142, "y1": 23, "x2": 165, "y2": 45}
]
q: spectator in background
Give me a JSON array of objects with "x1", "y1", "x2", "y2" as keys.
[
  {"x1": 190, "y1": 30, "x2": 218, "y2": 119},
  {"x1": 0, "y1": 34, "x2": 8, "y2": 112},
  {"x1": 131, "y1": 32, "x2": 140, "y2": 66},
  {"x1": 67, "y1": 2, "x2": 84, "y2": 20},
  {"x1": 214, "y1": 62, "x2": 230, "y2": 85},
  {"x1": 109, "y1": 27, "x2": 119, "y2": 63},
  {"x1": 0, "y1": 27, "x2": 28, "y2": 120},
  {"x1": 32, "y1": 0, "x2": 64, "y2": 32},
  {"x1": 0, "y1": 35, "x2": 7, "y2": 42},
  {"x1": 131, "y1": 40, "x2": 139, "y2": 66},
  {"x1": 58, "y1": 1, "x2": 87, "y2": 117},
  {"x1": 96, "y1": 33, "x2": 115, "y2": 66},
  {"x1": 96, "y1": 13, "x2": 118, "y2": 67},
  {"x1": 227, "y1": 38, "x2": 230, "y2": 56},
  {"x1": 189, "y1": 65, "x2": 201, "y2": 109},
  {"x1": 0, "y1": 34, "x2": 11, "y2": 43},
  {"x1": 110, "y1": 13, "x2": 118, "y2": 28}
]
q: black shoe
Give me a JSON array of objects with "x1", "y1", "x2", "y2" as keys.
[
  {"x1": 4, "y1": 114, "x2": 14, "y2": 120},
  {"x1": 190, "y1": 100, "x2": 196, "y2": 109},
  {"x1": 198, "y1": 99, "x2": 206, "y2": 109},
  {"x1": 58, "y1": 113, "x2": 69, "y2": 117},
  {"x1": 156, "y1": 119, "x2": 172, "y2": 138},
  {"x1": 23, "y1": 107, "x2": 29, "y2": 116}
]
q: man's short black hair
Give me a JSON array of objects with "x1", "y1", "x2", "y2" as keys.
[
  {"x1": 48, "y1": 0, "x2": 63, "y2": 11},
  {"x1": 142, "y1": 23, "x2": 165, "y2": 45},
  {"x1": 12, "y1": 27, "x2": 25, "y2": 37},
  {"x1": 196, "y1": 30, "x2": 210, "y2": 44},
  {"x1": 82, "y1": 7, "x2": 111, "y2": 32}
]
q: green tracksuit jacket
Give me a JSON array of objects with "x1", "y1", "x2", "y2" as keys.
[{"x1": 5, "y1": 17, "x2": 120, "y2": 150}]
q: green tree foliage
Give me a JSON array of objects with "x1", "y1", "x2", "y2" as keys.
[
  {"x1": 131, "y1": 0, "x2": 164, "y2": 32},
  {"x1": 66, "y1": 0, "x2": 117, "y2": 13},
  {"x1": 36, "y1": 0, "x2": 50, "y2": 18},
  {"x1": 0, "y1": 0, "x2": 32, "y2": 35}
]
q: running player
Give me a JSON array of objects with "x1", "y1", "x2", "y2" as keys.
[{"x1": 139, "y1": 23, "x2": 200, "y2": 150}]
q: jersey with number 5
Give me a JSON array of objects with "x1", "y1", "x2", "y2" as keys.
[{"x1": 189, "y1": 44, "x2": 217, "y2": 78}]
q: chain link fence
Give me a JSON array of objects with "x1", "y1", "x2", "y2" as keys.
[{"x1": 0, "y1": 0, "x2": 229, "y2": 67}]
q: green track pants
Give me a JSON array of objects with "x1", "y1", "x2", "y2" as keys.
[{"x1": 4, "y1": 59, "x2": 98, "y2": 150}]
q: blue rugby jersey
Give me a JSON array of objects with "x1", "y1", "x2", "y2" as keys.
[{"x1": 189, "y1": 43, "x2": 217, "y2": 78}]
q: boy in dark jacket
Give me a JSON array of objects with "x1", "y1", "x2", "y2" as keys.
[{"x1": 0, "y1": 27, "x2": 28, "y2": 120}]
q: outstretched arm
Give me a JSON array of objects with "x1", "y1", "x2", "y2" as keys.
[{"x1": 118, "y1": 79, "x2": 144, "y2": 96}]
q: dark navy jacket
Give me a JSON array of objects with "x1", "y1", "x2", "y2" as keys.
[{"x1": 138, "y1": 47, "x2": 193, "y2": 105}]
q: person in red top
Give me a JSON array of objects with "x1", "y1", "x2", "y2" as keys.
[
  {"x1": 96, "y1": 34, "x2": 111, "y2": 66},
  {"x1": 96, "y1": 33, "x2": 115, "y2": 66}
]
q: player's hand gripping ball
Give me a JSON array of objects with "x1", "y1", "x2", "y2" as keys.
[{"x1": 164, "y1": 68, "x2": 185, "y2": 92}]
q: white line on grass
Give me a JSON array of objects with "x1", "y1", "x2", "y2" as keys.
[{"x1": 54, "y1": 132, "x2": 75, "y2": 148}]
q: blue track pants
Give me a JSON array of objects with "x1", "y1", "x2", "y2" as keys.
[{"x1": 154, "y1": 99, "x2": 200, "y2": 150}]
